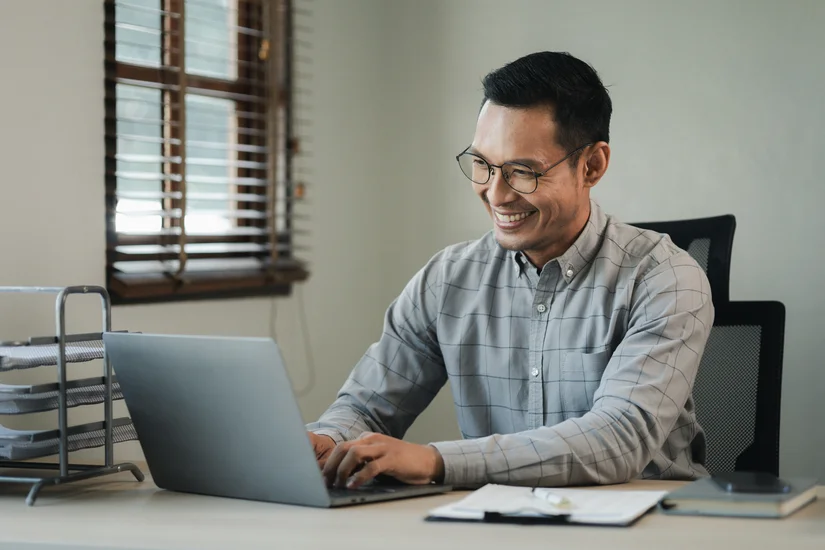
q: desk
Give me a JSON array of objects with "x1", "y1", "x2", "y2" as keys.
[{"x1": 0, "y1": 470, "x2": 822, "y2": 550}]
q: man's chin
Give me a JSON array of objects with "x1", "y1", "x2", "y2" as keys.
[{"x1": 492, "y1": 229, "x2": 526, "y2": 252}]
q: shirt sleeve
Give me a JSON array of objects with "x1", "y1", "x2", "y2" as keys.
[
  {"x1": 429, "y1": 252, "x2": 714, "y2": 488},
  {"x1": 306, "y1": 253, "x2": 449, "y2": 442}
]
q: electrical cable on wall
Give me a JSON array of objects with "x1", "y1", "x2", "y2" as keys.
[
  {"x1": 269, "y1": 286, "x2": 316, "y2": 397},
  {"x1": 293, "y1": 285, "x2": 316, "y2": 397},
  {"x1": 269, "y1": 296, "x2": 277, "y2": 339}
]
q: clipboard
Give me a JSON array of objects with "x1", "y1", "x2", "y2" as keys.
[{"x1": 425, "y1": 484, "x2": 668, "y2": 527}]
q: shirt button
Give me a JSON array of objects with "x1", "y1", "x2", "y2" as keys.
[
  {"x1": 531, "y1": 368, "x2": 540, "y2": 377},
  {"x1": 536, "y1": 304, "x2": 547, "y2": 313},
  {"x1": 566, "y1": 267, "x2": 574, "y2": 278}
]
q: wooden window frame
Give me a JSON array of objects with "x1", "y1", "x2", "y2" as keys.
[{"x1": 104, "y1": 0, "x2": 308, "y2": 306}]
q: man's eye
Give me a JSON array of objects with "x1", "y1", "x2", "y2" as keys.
[{"x1": 472, "y1": 159, "x2": 487, "y2": 167}]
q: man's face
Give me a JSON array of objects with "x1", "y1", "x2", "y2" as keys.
[{"x1": 468, "y1": 102, "x2": 592, "y2": 267}]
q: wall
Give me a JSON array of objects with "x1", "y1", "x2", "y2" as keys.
[
  {"x1": 0, "y1": 0, "x2": 397, "y2": 460},
  {"x1": 389, "y1": 0, "x2": 825, "y2": 478}
]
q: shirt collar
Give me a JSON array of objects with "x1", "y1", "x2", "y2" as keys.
[{"x1": 511, "y1": 199, "x2": 608, "y2": 282}]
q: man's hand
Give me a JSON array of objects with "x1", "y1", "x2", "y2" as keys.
[
  {"x1": 321, "y1": 432, "x2": 445, "y2": 489},
  {"x1": 308, "y1": 432, "x2": 336, "y2": 468}
]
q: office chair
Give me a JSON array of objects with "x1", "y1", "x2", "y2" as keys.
[
  {"x1": 693, "y1": 300, "x2": 786, "y2": 475},
  {"x1": 632, "y1": 215, "x2": 736, "y2": 304}
]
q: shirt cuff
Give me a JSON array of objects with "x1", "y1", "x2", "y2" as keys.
[
  {"x1": 429, "y1": 439, "x2": 488, "y2": 487},
  {"x1": 306, "y1": 426, "x2": 345, "y2": 445}
]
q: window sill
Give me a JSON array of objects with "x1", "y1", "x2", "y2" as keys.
[{"x1": 108, "y1": 264, "x2": 309, "y2": 306}]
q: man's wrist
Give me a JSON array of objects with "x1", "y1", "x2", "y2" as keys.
[
  {"x1": 428, "y1": 444, "x2": 445, "y2": 484},
  {"x1": 309, "y1": 428, "x2": 344, "y2": 445}
]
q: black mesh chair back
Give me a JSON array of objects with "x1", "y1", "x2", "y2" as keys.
[
  {"x1": 632, "y1": 215, "x2": 736, "y2": 304},
  {"x1": 693, "y1": 300, "x2": 785, "y2": 475}
]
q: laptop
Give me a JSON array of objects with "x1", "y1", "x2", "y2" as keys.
[{"x1": 102, "y1": 332, "x2": 451, "y2": 507}]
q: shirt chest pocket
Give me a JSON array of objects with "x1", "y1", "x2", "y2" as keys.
[{"x1": 559, "y1": 350, "x2": 611, "y2": 418}]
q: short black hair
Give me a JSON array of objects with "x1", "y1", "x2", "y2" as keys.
[{"x1": 482, "y1": 51, "x2": 611, "y2": 158}]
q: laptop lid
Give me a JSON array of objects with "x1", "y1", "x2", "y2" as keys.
[{"x1": 103, "y1": 332, "x2": 333, "y2": 507}]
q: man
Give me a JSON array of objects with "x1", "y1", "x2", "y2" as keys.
[{"x1": 307, "y1": 51, "x2": 713, "y2": 491}]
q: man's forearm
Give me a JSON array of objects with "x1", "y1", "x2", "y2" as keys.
[{"x1": 429, "y1": 403, "x2": 665, "y2": 488}]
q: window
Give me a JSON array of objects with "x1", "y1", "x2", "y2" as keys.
[{"x1": 104, "y1": 0, "x2": 307, "y2": 304}]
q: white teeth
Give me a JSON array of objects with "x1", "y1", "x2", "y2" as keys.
[{"x1": 495, "y1": 211, "x2": 533, "y2": 223}]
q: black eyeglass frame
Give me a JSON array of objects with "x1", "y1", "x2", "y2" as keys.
[{"x1": 455, "y1": 142, "x2": 593, "y2": 194}]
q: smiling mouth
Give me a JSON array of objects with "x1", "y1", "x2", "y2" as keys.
[{"x1": 493, "y1": 210, "x2": 536, "y2": 223}]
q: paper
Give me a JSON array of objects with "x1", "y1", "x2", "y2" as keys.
[{"x1": 428, "y1": 484, "x2": 668, "y2": 526}]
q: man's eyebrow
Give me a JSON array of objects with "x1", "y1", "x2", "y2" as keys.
[
  {"x1": 468, "y1": 148, "x2": 543, "y2": 168},
  {"x1": 508, "y1": 157, "x2": 543, "y2": 168}
]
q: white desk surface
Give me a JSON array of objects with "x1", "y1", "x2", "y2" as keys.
[{"x1": 0, "y1": 468, "x2": 822, "y2": 550}]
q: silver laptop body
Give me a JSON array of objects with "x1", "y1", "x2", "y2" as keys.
[{"x1": 102, "y1": 332, "x2": 451, "y2": 507}]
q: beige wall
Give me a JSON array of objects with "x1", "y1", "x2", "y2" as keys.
[{"x1": 0, "y1": 0, "x2": 821, "y2": 480}]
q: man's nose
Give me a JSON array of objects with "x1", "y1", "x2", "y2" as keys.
[{"x1": 485, "y1": 168, "x2": 518, "y2": 206}]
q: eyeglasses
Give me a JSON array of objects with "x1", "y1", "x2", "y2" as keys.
[{"x1": 455, "y1": 143, "x2": 593, "y2": 194}]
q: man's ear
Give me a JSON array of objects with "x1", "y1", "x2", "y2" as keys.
[{"x1": 582, "y1": 142, "x2": 610, "y2": 188}]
